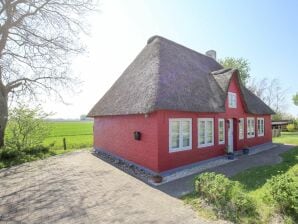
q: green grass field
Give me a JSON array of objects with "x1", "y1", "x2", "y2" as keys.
[
  {"x1": 44, "y1": 121, "x2": 93, "y2": 150},
  {"x1": 273, "y1": 132, "x2": 298, "y2": 145}
]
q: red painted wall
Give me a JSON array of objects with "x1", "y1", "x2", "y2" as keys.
[
  {"x1": 93, "y1": 112, "x2": 159, "y2": 171},
  {"x1": 93, "y1": 74, "x2": 272, "y2": 173},
  {"x1": 156, "y1": 111, "x2": 271, "y2": 171},
  {"x1": 156, "y1": 74, "x2": 272, "y2": 171}
]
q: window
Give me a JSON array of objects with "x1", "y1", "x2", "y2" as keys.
[
  {"x1": 198, "y1": 118, "x2": 214, "y2": 147},
  {"x1": 247, "y1": 117, "x2": 255, "y2": 138},
  {"x1": 239, "y1": 118, "x2": 244, "y2": 140},
  {"x1": 218, "y1": 119, "x2": 225, "y2": 144},
  {"x1": 257, "y1": 118, "x2": 265, "y2": 136},
  {"x1": 169, "y1": 118, "x2": 192, "y2": 152},
  {"x1": 228, "y1": 92, "x2": 237, "y2": 108}
]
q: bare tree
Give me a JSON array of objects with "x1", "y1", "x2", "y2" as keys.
[
  {"x1": 247, "y1": 78, "x2": 287, "y2": 113},
  {"x1": 247, "y1": 77, "x2": 268, "y2": 100},
  {"x1": 0, "y1": 0, "x2": 97, "y2": 147}
]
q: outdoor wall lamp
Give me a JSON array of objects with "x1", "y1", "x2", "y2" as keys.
[{"x1": 133, "y1": 131, "x2": 141, "y2": 141}]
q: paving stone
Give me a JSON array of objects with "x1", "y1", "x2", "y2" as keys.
[{"x1": 0, "y1": 151, "x2": 213, "y2": 224}]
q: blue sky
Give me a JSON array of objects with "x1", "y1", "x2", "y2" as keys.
[{"x1": 45, "y1": 0, "x2": 298, "y2": 118}]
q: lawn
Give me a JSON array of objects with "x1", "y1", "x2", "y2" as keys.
[
  {"x1": 273, "y1": 132, "x2": 298, "y2": 145},
  {"x1": 184, "y1": 133, "x2": 298, "y2": 223},
  {"x1": 44, "y1": 121, "x2": 93, "y2": 150},
  {"x1": 231, "y1": 148, "x2": 298, "y2": 190},
  {"x1": 184, "y1": 147, "x2": 298, "y2": 223}
]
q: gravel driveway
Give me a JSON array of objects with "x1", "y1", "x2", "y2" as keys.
[{"x1": 0, "y1": 151, "x2": 212, "y2": 224}]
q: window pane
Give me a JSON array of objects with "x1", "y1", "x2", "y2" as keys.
[
  {"x1": 181, "y1": 121, "x2": 190, "y2": 135},
  {"x1": 181, "y1": 121, "x2": 190, "y2": 147},
  {"x1": 219, "y1": 120, "x2": 224, "y2": 142},
  {"x1": 171, "y1": 121, "x2": 180, "y2": 148},
  {"x1": 248, "y1": 119, "x2": 252, "y2": 136},
  {"x1": 219, "y1": 132, "x2": 224, "y2": 142},
  {"x1": 182, "y1": 134, "x2": 190, "y2": 147},
  {"x1": 252, "y1": 119, "x2": 255, "y2": 135},
  {"x1": 171, "y1": 133, "x2": 179, "y2": 148},
  {"x1": 199, "y1": 121, "x2": 205, "y2": 144},
  {"x1": 239, "y1": 119, "x2": 244, "y2": 139},
  {"x1": 171, "y1": 121, "x2": 179, "y2": 134},
  {"x1": 228, "y1": 94, "x2": 232, "y2": 107},
  {"x1": 199, "y1": 133, "x2": 205, "y2": 144},
  {"x1": 207, "y1": 132, "x2": 212, "y2": 143},
  {"x1": 206, "y1": 121, "x2": 213, "y2": 144}
]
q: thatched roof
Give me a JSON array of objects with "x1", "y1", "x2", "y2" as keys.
[
  {"x1": 211, "y1": 68, "x2": 274, "y2": 115},
  {"x1": 88, "y1": 36, "x2": 274, "y2": 117}
]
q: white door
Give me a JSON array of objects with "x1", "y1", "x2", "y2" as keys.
[{"x1": 228, "y1": 119, "x2": 233, "y2": 153}]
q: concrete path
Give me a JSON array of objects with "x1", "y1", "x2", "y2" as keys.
[
  {"x1": 0, "y1": 151, "x2": 214, "y2": 224},
  {"x1": 155, "y1": 144, "x2": 294, "y2": 197}
]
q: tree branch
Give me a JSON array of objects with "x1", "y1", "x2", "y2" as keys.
[{"x1": 0, "y1": 0, "x2": 97, "y2": 103}]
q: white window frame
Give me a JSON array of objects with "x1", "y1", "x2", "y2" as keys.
[
  {"x1": 239, "y1": 118, "x2": 244, "y2": 140},
  {"x1": 218, "y1": 118, "x2": 225, "y2": 144},
  {"x1": 198, "y1": 118, "x2": 214, "y2": 148},
  {"x1": 257, "y1": 118, "x2": 265, "y2": 137},
  {"x1": 228, "y1": 92, "x2": 237, "y2": 108},
  {"x1": 169, "y1": 118, "x2": 192, "y2": 153},
  {"x1": 247, "y1": 117, "x2": 255, "y2": 138}
]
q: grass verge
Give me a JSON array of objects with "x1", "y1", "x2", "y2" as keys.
[
  {"x1": 273, "y1": 132, "x2": 298, "y2": 145},
  {"x1": 183, "y1": 147, "x2": 298, "y2": 224}
]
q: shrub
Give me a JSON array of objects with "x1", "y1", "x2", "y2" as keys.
[
  {"x1": 289, "y1": 165, "x2": 298, "y2": 177},
  {"x1": 0, "y1": 147, "x2": 24, "y2": 160},
  {"x1": 194, "y1": 172, "x2": 257, "y2": 222},
  {"x1": 5, "y1": 104, "x2": 51, "y2": 150},
  {"x1": 228, "y1": 187, "x2": 257, "y2": 220},
  {"x1": 267, "y1": 173, "x2": 298, "y2": 218},
  {"x1": 286, "y1": 124, "x2": 295, "y2": 132},
  {"x1": 195, "y1": 172, "x2": 233, "y2": 207},
  {"x1": 293, "y1": 119, "x2": 298, "y2": 130},
  {"x1": 22, "y1": 146, "x2": 49, "y2": 155}
]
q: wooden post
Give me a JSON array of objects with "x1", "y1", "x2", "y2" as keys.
[{"x1": 63, "y1": 138, "x2": 66, "y2": 150}]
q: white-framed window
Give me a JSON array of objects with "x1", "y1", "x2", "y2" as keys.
[
  {"x1": 228, "y1": 92, "x2": 237, "y2": 108},
  {"x1": 239, "y1": 118, "x2": 244, "y2": 140},
  {"x1": 169, "y1": 118, "x2": 192, "y2": 152},
  {"x1": 218, "y1": 119, "x2": 225, "y2": 144},
  {"x1": 257, "y1": 118, "x2": 265, "y2": 136},
  {"x1": 198, "y1": 118, "x2": 214, "y2": 148},
  {"x1": 247, "y1": 117, "x2": 255, "y2": 138}
]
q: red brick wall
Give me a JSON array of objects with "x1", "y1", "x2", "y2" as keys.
[{"x1": 93, "y1": 112, "x2": 159, "y2": 171}]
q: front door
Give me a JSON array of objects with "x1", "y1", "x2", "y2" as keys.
[{"x1": 228, "y1": 119, "x2": 233, "y2": 153}]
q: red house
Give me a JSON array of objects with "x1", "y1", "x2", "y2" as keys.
[{"x1": 88, "y1": 36, "x2": 274, "y2": 173}]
